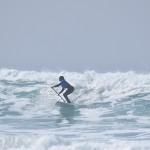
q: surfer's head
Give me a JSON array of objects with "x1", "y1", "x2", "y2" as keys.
[{"x1": 59, "y1": 76, "x2": 64, "y2": 81}]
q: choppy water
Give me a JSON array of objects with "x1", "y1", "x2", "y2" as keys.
[{"x1": 0, "y1": 69, "x2": 150, "y2": 150}]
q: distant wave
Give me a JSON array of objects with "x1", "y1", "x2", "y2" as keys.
[{"x1": 0, "y1": 68, "x2": 150, "y2": 101}]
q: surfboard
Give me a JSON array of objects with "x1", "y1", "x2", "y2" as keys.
[{"x1": 55, "y1": 101, "x2": 75, "y2": 108}]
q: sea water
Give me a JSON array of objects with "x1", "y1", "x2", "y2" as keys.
[{"x1": 0, "y1": 69, "x2": 150, "y2": 150}]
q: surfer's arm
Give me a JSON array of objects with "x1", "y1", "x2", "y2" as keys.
[{"x1": 52, "y1": 83, "x2": 61, "y2": 88}]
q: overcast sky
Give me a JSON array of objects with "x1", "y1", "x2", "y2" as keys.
[{"x1": 0, "y1": 0, "x2": 150, "y2": 72}]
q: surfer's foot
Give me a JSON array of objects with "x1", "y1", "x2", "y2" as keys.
[{"x1": 66, "y1": 100, "x2": 71, "y2": 103}]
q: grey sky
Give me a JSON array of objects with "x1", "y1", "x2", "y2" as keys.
[{"x1": 0, "y1": 0, "x2": 150, "y2": 72}]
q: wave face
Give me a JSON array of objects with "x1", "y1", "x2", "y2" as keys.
[{"x1": 0, "y1": 69, "x2": 150, "y2": 150}]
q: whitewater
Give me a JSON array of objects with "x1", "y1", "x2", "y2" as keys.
[{"x1": 0, "y1": 69, "x2": 150, "y2": 150}]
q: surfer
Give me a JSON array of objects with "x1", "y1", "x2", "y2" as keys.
[{"x1": 51, "y1": 76, "x2": 74, "y2": 103}]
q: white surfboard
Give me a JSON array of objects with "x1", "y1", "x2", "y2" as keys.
[{"x1": 55, "y1": 101, "x2": 75, "y2": 108}]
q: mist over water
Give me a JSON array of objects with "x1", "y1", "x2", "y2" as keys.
[{"x1": 0, "y1": 69, "x2": 150, "y2": 150}]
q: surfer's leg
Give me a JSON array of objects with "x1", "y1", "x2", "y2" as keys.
[
  {"x1": 63, "y1": 87, "x2": 74, "y2": 103},
  {"x1": 63, "y1": 93, "x2": 71, "y2": 103}
]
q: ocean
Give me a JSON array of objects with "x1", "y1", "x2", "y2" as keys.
[{"x1": 0, "y1": 69, "x2": 149, "y2": 150}]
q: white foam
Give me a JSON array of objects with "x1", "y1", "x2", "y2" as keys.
[
  {"x1": 0, "y1": 69, "x2": 150, "y2": 150},
  {"x1": 0, "y1": 134, "x2": 149, "y2": 150}
]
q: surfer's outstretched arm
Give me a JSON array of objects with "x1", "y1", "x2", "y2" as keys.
[{"x1": 51, "y1": 83, "x2": 61, "y2": 88}]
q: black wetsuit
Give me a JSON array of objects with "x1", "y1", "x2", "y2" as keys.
[{"x1": 56, "y1": 80, "x2": 74, "y2": 103}]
